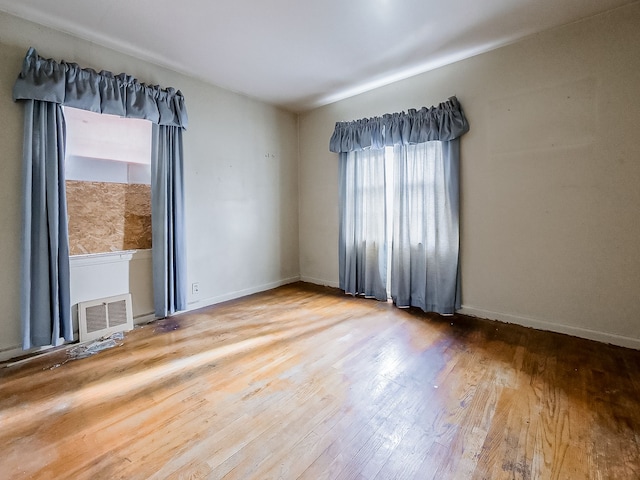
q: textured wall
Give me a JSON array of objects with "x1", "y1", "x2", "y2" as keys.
[{"x1": 66, "y1": 181, "x2": 151, "y2": 255}]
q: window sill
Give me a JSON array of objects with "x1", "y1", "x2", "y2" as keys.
[{"x1": 70, "y1": 250, "x2": 139, "y2": 267}]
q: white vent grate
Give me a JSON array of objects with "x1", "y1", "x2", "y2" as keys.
[
  {"x1": 85, "y1": 303, "x2": 108, "y2": 333},
  {"x1": 79, "y1": 294, "x2": 134, "y2": 342}
]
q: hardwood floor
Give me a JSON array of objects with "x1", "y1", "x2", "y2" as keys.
[{"x1": 1, "y1": 282, "x2": 640, "y2": 479}]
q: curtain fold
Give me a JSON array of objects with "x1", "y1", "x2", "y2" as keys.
[
  {"x1": 329, "y1": 96, "x2": 468, "y2": 153},
  {"x1": 13, "y1": 47, "x2": 188, "y2": 128},
  {"x1": 151, "y1": 125, "x2": 188, "y2": 317},
  {"x1": 339, "y1": 149, "x2": 388, "y2": 301},
  {"x1": 390, "y1": 141, "x2": 461, "y2": 314},
  {"x1": 20, "y1": 100, "x2": 72, "y2": 349}
]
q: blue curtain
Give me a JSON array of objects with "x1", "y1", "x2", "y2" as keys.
[
  {"x1": 330, "y1": 97, "x2": 468, "y2": 315},
  {"x1": 339, "y1": 149, "x2": 388, "y2": 301},
  {"x1": 13, "y1": 48, "x2": 188, "y2": 127},
  {"x1": 330, "y1": 97, "x2": 468, "y2": 152},
  {"x1": 391, "y1": 140, "x2": 461, "y2": 314},
  {"x1": 13, "y1": 48, "x2": 188, "y2": 349},
  {"x1": 20, "y1": 100, "x2": 73, "y2": 349},
  {"x1": 151, "y1": 125, "x2": 187, "y2": 317}
]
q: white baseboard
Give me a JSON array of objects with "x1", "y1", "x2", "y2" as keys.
[
  {"x1": 300, "y1": 276, "x2": 340, "y2": 289},
  {"x1": 1, "y1": 345, "x2": 32, "y2": 364},
  {"x1": 134, "y1": 313, "x2": 156, "y2": 325},
  {"x1": 0, "y1": 342, "x2": 64, "y2": 364},
  {"x1": 457, "y1": 305, "x2": 640, "y2": 350},
  {"x1": 185, "y1": 276, "x2": 301, "y2": 312}
]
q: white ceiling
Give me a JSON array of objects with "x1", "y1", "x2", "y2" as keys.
[{"x1": 0, "y1": 0, "x2": 634, "y2": 112}]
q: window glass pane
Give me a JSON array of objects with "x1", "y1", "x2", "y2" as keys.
[{"x1": 64, "y1": 107, "x2": 152, "y2": 255}]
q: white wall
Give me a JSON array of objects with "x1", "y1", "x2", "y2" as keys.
[
  {"x1": 0, "y1": 12, "x2": 299, "y2": 359},
  {"x1": 299, "y1": 4, "x2": 640, "y2": 348}
]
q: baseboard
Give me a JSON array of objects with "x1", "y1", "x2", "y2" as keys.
[
  {"x1": 300, "y1": 276, "x2": 340, "y2": 289},
  {"x1": 0, "y1": 315, "x2": 155, "y2": 363},
  {"x1": 457, "y1": 305, "x2": 640, "y2": 350},
  {"x1": 185, "y1": 276, "x2": 301, "y2": 312},
  {"x1": 0, "y1": 343, "x2": 60, "y2": 364},
  {"x1": 134, "y1": 313, "x2": 156, "y2": 325}
]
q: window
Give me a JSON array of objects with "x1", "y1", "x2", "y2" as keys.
[
  {"x1": 340, "y1": 141, "x2": 460, "y2": 313},
  {"x1": 64, "y1": 107, "x2": 153, "y2": 255}
]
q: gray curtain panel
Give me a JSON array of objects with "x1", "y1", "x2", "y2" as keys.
[
  {"x1": 339, "y1": 149, "x2": 388, "y2": 301},
  {"x1": 391, "y1": 140, "x2": 461, "y2": 314},
  {"x1": 13, "y1": 48, "x2": 188, "y2": 349},
  {"x1": 152, "y1": 125, "x2": 188, "y2": 317},
  {"x1": 20, "y1": 100, "x2": 72, "y2": 349},
  {"x1": 330, "y1": 97, "x2": 468, "y2": 314}
]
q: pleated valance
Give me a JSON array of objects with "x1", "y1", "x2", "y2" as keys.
[
  {"x1": 329, "y1": 96, "x2": 468, "y2": 153},
  {"x1": 13, "y1": 47, "x2": 188, "y2": 128}
]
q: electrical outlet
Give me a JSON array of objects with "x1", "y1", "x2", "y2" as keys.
[{"x1": 192, "y1": 282, "x2": 200, "y2": 295}]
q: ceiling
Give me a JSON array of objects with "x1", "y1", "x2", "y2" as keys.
[{"x1": 0, "y1": 0, "x2": 634, "y2": 112}]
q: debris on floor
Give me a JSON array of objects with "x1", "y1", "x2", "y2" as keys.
[
  {"x1": 67, "y1": 331, "x2": 125, "y2": 360},
  {"x1": 46, "y1": 331, "x2": 126, "y2": 370}
]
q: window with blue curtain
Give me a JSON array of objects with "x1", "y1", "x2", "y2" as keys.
[
  {"x1": 330, "y1": 97, "x2": 469, "y2": 315},
  {"x1": 13, "y1": 47, "x2": 189, "y2": 350}
]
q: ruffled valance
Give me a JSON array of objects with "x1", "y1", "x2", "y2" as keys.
[
  {"x1": 13, "y1": 47, "x2": 188, "y2": 128},
  {"x1": 329, "y1": 96, "x2": 468, "y2": 153}
]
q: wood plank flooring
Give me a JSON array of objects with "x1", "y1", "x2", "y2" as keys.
[{"x1": 1, "y1": 282, "x2": 640, "y2": 479}]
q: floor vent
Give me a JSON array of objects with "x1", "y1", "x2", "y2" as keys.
[{"x1": 79, "y1": 293, "x2": 134, "y2": 343}]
